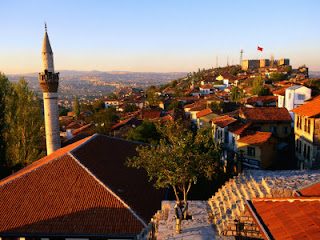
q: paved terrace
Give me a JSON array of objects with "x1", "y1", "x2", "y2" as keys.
[{"x1": 155, "y1": 201, "x2": 234, "y2": 240}]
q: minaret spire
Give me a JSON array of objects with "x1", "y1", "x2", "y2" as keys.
[
  {"x1": 39, "y1": 25, "x2": 61, "y2": 155},
  {"x1": 45, "y1": 22, "x2": 47, "y2": 32}
]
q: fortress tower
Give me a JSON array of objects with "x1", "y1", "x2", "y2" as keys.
[{"x1": 39, "y1": 24, "x2": 61, "y2": 155}]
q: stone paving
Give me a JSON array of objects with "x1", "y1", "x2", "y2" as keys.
[{"x1": 156, "y1": 200, "x2": 234, "y2": 240}]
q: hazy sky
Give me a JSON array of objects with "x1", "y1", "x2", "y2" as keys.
[{"x1": 1, "y1": 0, "x2": 320, "y2": 74}]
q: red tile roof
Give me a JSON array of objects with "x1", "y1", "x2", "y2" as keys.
[
  {"x1": 228, "y1": 122, "x2": 251, "y2": 135},
  {"x1": 72, "y1": 123, "x2": 92, "y2": 136},
  {"x1": 291, "y1": 98, "x2": 320, "y2": 117},
  {"x1": 111, "y1": 117, "x2": 134, "y2": 130},
  {"x1": 211, "y1": 115, "x2": 237, "y2": 128},
  {"x1": 237, "y1": 131, "x2": 272, "y2": 146},
  {"x1": 247, "y1": 198, "x2": 320, "y2": 240},
  {"x1": 196, "y1": 108, "x2": 213, "y2": 118},
  {"x1": 298, "y1": 182, "x2": 320, "y2": 197},
  {"x1": 246, "y1": 96, "x2": 278, "y2": 105},
  {"x1": 240, "y1": 107, "x2": 292, "y2": 122},
  {"x1": 200, "y1": 84, "x2": 214, "y2": 89},
  {"x1": 140, "y1": 109, "x2": 162, "y2": 120},
  {"x1": 0, "y1": 135, "x2": 165, "y2": 236}
]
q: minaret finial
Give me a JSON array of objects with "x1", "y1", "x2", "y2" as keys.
[{"x1": 45, "y1": 22, "x2": 47, "y2": 32}]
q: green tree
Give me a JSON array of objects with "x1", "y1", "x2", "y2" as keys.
[
  {"x1": 252, "y1": 76, "x2": 270, "y2": 96},
  {"x1": 92, "y1": 100, "x2": 105, "y2": 112},
  {"x1": 230, "y1": 86, "x2": 244, "y2": 103},
  {"x1": 269, "y1": 72, "x2": 286, "y2": 82},
  {"x1": 126, "y1": 120, "x2": 161, "y2": 144},
  {"x1": 90, "y1": 106, "x2": 119, "y2": 135},
  {"x1": 146, "y1": 89, "x2": 159, "y2": 106},
  {"x1": 5, "y1": 77, "x2": 44, "y2": 169},
  {"x1": 167, "y1": 101, "x2": 183, "y2": 111},
  {"x1": 59, "y1": 108, "x2": 68, "y2": 116},
  {"x1": 126, "y1": 122, "x2": 221, "y2": 203},
  {"x1": 0, "y1": 73, "x2": 9, "y2": 175},
  {"x1": 124, "y1": 104, "x2": 139, "y2": 113},
  {"x1": 73, "y1": 96, "x2": 80, "y2": 119}
]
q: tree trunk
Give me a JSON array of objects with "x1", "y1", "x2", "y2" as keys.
[{"x1": 172, "y1": 185, "x2": 180, "y2": 201}]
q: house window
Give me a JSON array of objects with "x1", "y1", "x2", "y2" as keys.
[
  {"x1": 270, "y1": 126, "x2": 277, "y2": 135},
  {"x1": 283, "y1": 126, "x2": 288, "y2": 134},
  {"x1": 307, "y1": 119, "x2": 311, "y2": 133},
  {"x1": 247, "y1": 147, "x2": 255, "y2": 157},
  {"x1": 298, "y1": 94, "x2": 305, "y2": 100}
]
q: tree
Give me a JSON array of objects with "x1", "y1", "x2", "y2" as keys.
[
  {"x1": 167, "y1": 101, "x2": 183, "y2": 111},
  {"x1": 124, "y1": 104, "x2": 139, "y2": 113},
  {"x1": 230, "y1": 86, "x2": 244, "y2": 103},
  {"x1": 126, "y1": 122, "x2": 221, "y2": 203},
  {"x1": 59, "y1": 108, "x2": 68, "y2": 116},
  {"x1": 0, "y1": 73, "x2": 9, "y2": 174},
  {"x1": 252, "y1": 76, "x2": 270, "y2": 96},
  {"x1": 269, "y1": 72, "x2": 286, "y2": 82},
  {"x1": 90, "y1": 106, "x2": 119, "y2": 135},
  {"x1": 5, "y1": 77, "x2": 44, "y2": 169},
  {"x1": 73, "y1": 96, "x2": 80, "y2": 119},
  {"x1": 126, "y1": 120, "x2": 161, "y2": 144}
]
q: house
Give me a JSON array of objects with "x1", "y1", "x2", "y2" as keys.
[
  {"x1": 105, "y1": 99, "x2": 120, "y2": 108},
  {"x1": 239, "y1": 107, "x2": 292, "y2": 139},
  {"x1": 283, "y1": 85, "x2": 311, "y2": 112},
  {"x1": 245, "y1": 95, "x2": 278, "y2": 107},
  {"x1": 199, "y1": 84, "x2": 214, "y2": 95},
  {"x1": 196, "y1": 108, "x2": 220, "y2": 129},
  {"x1": 186, "y1": 88, "x2": 201, "y2": 96},
  {"x1": 0, "y1": 134, "x2": 165, "y2": 239},
  {"x1": 111, "y1": 117, "x2": 142, "y2": 138},
  {"x1": 216, "y1": 73, "x2": 236, "y2": 87},
  {"x1": 291, "y1": 97, "x2": 320, "y2": 169},
  {"x1": 237, "y1": 131, "x2": 278, "y2": 169}
]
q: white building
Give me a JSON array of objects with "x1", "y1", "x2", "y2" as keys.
[{"x1": 283, "y1": 85, "x2": 311, "y2": 111}]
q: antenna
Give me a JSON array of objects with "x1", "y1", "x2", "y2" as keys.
[
  {"x1": 240, "y1": 49, "x2": 243, "y2": 65},
  {"x1": 227, "y1": 56, "x2": 229, "y2": 66},
  {"x1": 216, "y1": 56, "x2": 218, "y2": 68},
  {"x1": 45, "y1": 22, "x2": 47, "y2": 32}
]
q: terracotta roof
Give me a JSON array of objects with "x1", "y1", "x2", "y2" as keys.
[
  {"x1": 246, "y1": 96, "x2": 278, "y2": 105},
  {"x1": 211, "y1": 115, "x2": 237, "y2": 128},
  {"x1": 228, "y1": 122, "x2": 251, "y2": 135},
  {"x1": 111, "y1": 117, "x2": 134, "y2": 130},
  {"x1": 140, "y1": 109, "x2": 162, "y2": 120},
  {"x1": 160, "y1": 114, "x2": 174, "y2": 122},
  {"x1": 196, "y1": 108, "x2": 213, "y2": 118},
  {"x1": 66, "y1": 122, "x2": 83, "y2": 130},
  {"x1": 247, "y1": 198, "x2": 320, "y2": 240},
  {"x1": 189, "y1": 104, "x2": 207, "y2": 112},
  {"x1": 200, "y1": 84, "x2": 214, "y2": 89},
  {"x1": 298, "y1": 182, "x2": 320, "y2": 197},
  {"x1": 291, "y1": 98, "x2": 320, "y2": 117},
  {"x1": 219, "y1": 73, "x2": 235, "y2": 80},
  {"x1": 0, "y1": 135, "x2": 164, "y2": 236},
  {"x1": 237, "y1": 131, "x2": 272, "y2": 146},
  {"x1": 72, "y1": 123, "x2": 92, "y2": 136},
  {"x1": 240, "y1": 107, "x2": 292, "y2": 122}
]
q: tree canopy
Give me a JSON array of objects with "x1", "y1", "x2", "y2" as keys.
[
  {"x1": 2, "y1": 77, "x2": 44, "y2": 173},
  {"x1": 126, "y1": 122, "x2": 222, "y2": 202},
  {"x1": 126, "y1": 120, "x2": 161, "y2": 144}
]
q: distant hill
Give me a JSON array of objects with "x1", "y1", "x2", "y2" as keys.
[
  {"x1": 7, "y1": 70, "x2": 187, "y2": 100},
  {"x1": 310, "y1": 71, "x2": 320, "y2": 78}
]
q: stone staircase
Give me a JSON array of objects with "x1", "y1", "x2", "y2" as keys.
[{"x1": 208, "y1": 170, "x2": 320, "y2": 238}]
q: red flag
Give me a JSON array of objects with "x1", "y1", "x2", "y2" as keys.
[{"x1": 257, "y1": 46, "x2": 263, "y2": 51}]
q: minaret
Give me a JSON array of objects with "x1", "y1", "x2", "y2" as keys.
[{"x1": 39, "y1": 24, "x2": 61, "y2": 155}]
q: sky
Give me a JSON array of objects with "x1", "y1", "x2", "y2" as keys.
[{"x1": 1, "y1": 0, "x2": 320, "y2": 74}]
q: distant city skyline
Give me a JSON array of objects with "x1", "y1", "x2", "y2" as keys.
[{"x1": 1, "y1": 0, "x2": 320, "y2": 74}]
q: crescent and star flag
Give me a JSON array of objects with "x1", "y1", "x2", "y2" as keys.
[{"x1": 257, "y1": 46, "x2": 263, "y2": 51}]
